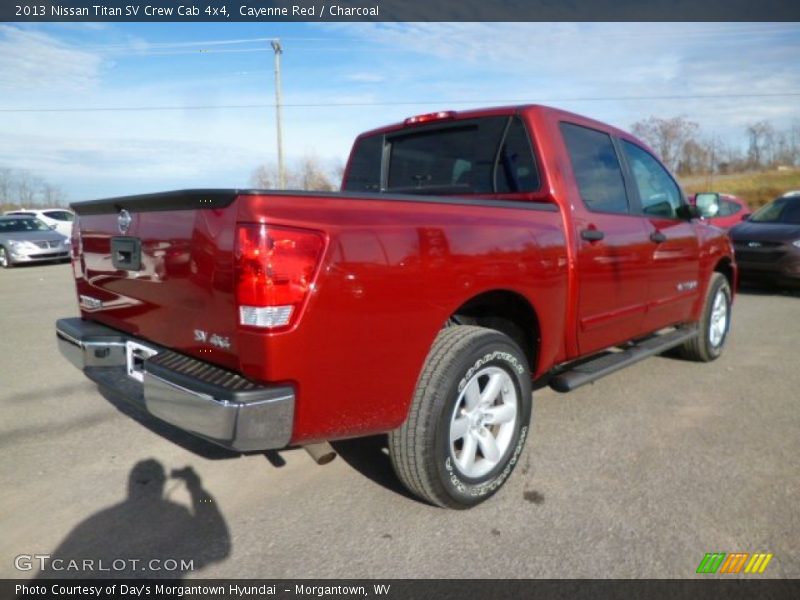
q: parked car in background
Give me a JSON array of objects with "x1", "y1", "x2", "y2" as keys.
[
  {"x1": 688, "y1": 193, "x2": 751, "y2": 229},
  {"x1": 730, "y1": 191, "x2": 800, "y2": 288},
  {"x1": 4, "y1": 208, "x2": 75, "y2": 237},
  {"x1": 0, "y1": 216, "x2": 71, "y2": 268}
]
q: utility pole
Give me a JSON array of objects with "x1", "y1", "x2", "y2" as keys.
[
  {"x1": 271, "y1": 39, "x2": 285, "y2": 189},
  {"x1": 709, "y1": 134, "x2": 716, "y2": 189}
]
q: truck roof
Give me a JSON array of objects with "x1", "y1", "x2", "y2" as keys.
[{"x1": 357, "y1": 104, "x2": 641, "y2": 147}]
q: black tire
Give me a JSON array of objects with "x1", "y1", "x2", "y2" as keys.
[
  {"x1": 0, "y1": 246, "x2": 13, "y2": 269},
  {"x1": 678, "y1": 272, "x2": 731, "y2": 362},
  {"x1": 389, "y1": 325, "x2": 532, "y2": 509}
]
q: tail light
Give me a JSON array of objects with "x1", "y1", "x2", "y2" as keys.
[
  {"x1": 235, "y1": 223, "x2": 325, "y2": 330},
  {"x1": 71, "y1": 216, "x2": 82, "y2": 258}
]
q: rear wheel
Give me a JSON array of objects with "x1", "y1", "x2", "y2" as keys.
[
  {"x1": 388, "y1": 326, "x2": 532, "y2": 508},
  {"x1": 0, "y1": 246, "x2": 13, "y2": 269},
  {"x1": 679, "y1": 272, "x2": 731, "y2": 362}
]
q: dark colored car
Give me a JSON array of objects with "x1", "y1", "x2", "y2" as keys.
[
  {"x1": 689, "y1": 193, "x2": 751, "y2": 230},
  {"x1": 730, "y1": 191, "x2": 800, "y2": 287}
]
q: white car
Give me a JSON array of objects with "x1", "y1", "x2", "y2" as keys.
[{"x1": 4, "y1": 208, "x2": 75, "y2": 238}]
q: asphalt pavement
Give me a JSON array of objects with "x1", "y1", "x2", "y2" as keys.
[{"x1": 1, "y1": 262, "x2": 798, "y2": 579}]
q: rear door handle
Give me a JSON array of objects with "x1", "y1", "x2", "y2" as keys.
[
  {"x1": 581, "y1": 229, "x2": 605, "y2": 242},
  {"x1": 650, "y1": 231, "x2": 667, "y2": 243}
]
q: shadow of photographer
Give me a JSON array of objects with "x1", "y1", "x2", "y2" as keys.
[{"x1": 36, "y1": 459, "x2": 230, "y2": 579}]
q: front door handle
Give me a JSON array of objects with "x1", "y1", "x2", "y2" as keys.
[
  {"x1": 581, "y1": 229, "x2": 605, "y2": 242},
  {"x1": 650, "y1": 231, "x2": 667, "y2": 243}
]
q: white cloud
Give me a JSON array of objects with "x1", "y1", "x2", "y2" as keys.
[
  {"x1": 0, "y1": 25, "x2": 103, "y2": 90},
  {"x1": 344, "y1": 71, "x2": 385, "y2": 83}
]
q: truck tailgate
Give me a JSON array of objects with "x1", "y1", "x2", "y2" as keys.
[{"x1": 72, "y1": 190, "x2": 241, "y2": 371}]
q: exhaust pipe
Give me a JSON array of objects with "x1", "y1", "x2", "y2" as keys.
[{"x1": 303, "y1": 442, "x2": 337, "y2": 465}]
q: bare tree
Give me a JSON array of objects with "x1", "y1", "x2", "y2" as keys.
[
  {"x1": 250, "y1": 163, "x2": 281, "y2": 189},
  {"x1": 15, "y1": 171, "x2": 42, "y2": 206},
  {"x1": 295, "y1": 155, "x2": 337, "y2": 191},
  {"x1": 250, "y1": 155, "x2": 338, "y2": 192},
  {"x1": 0, "y1": 167, "x2": 13, "y2": 204},
  {"x1": 41, "y1": 182, "x2": 67, "y2": 206},
  {"x1": 331, "y1": 160, "x2": 345, "y2": 189},
  {"x1": 678, "y1": 139, "x2": 713, "y2": 176},
  {"x1": 631, "y1": 116, "x2": 700, "y2": 173},
  {"x1": 746, "y1": 121, "x2": 775, "y2": 169},
  {"x1": 792, "y1": 122, "x2": 800, "y2": 166},
  {"x1": 0, "y1": 166, "x2": 69, "y2": 211}
]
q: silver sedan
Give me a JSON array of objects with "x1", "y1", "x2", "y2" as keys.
[{"x1": 0, "y1": 216, "x2": 71, "y2": 268}]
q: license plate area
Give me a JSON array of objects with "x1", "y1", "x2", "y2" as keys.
[
  {"x1": 111, "y1": 236, "x2": 142, "y2": 271},
  {"x1": 126, "y1": 340, "x2": 158, "y2": 383}
]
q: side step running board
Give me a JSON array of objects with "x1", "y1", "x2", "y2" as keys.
[{"x1": 549, "y1": 328, "x2": 699, "y2": 393}]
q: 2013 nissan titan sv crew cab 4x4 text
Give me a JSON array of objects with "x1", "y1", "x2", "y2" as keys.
[{"x1": 56, "y1": 105, "x2": 736, "y2": 508}]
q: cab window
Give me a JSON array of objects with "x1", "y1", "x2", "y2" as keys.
[
  {"x1": 621, "y1": 141, "x2": 682, "y2": 219},
  {"x1": 560, "y1": 122, "x2": 629, "y2": 214}
]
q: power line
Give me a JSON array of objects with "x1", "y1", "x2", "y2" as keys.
[
  {"x1": 2, "y1": 92, "x2": 800, "y2": 114},
  {"x1": 80, "y1": 36, "x2": 337, "y2": 51}
]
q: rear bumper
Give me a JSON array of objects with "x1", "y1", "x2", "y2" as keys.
[{"x1": 55, "y1": 317, "x2": 294, "y2": 452}]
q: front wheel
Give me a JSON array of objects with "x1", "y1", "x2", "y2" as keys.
[
  {"x1": 389, "y1": 326, "x2": 532, "y2": 508},
  {"x1": 679, "y1": 272, "x2": 731, "y2": 362},
  {"x1": 0, "y1": 246, "x2": 13, "y2": 269}
]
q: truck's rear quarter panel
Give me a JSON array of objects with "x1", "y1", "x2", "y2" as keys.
[{"x1": 235, "y1": 193, "x2": 568, "y2": 443}]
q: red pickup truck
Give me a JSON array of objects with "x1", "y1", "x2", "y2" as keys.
[{"x1": 56, "y1": 105, "x2": 736, "y2": 508}]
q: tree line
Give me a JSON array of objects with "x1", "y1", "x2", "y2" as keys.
[
  {"x1": 249, "y1": 154, "x2": 344, "y2": 191},
  {"x1": 0, "y1": 167, "x2": 68, "y2": 212},
  {"x1": 630, "y1": 116, "x2": 800, "y2": 176}
]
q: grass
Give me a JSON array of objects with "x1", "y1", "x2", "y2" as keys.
[{"x1": 680, "y1": 168, "x2": 800, "y2": 209}]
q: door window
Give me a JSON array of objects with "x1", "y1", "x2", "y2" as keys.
[
  {"x1": 560, "y1": 123, "x2": 629, "y2": 214},
  {"x1": 621, "y1": 141, "x2": 682, "y2": 219}
]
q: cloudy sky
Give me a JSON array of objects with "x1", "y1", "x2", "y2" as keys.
[{"x1": 1, "y1": 22, "x2": 799, "y2": 201}]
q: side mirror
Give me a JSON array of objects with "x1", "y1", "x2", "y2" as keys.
[
  {"x1": 676, "y1": 204, "x2": 701, "y2": 220},
  {"x1": 741, "y1": 213, "x2": 750, "y2": 221},
  {"x1": 695, "y1": 192, "x2": 721, "y2": 218}
]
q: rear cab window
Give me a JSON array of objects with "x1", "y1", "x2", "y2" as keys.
[{"x1": 343, "y1": 115, "x2": 539, "y2": 195}]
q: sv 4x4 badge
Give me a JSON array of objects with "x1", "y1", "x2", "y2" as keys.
[{"x1": 193, "y1": 329, "x2": 231, "y2": 350}]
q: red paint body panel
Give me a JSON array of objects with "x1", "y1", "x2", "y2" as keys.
[{"x1": 71, "y1": 105, "x2": 736, "y2": 445}]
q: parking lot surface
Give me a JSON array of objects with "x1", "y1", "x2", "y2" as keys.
[{"x1": 1, "y1": 263, "x2": 798, "y2": 579}]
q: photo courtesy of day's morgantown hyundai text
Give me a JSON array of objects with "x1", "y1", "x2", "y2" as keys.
[{"x1": 55, "y1": 105, "x2": 736, "y2": 508}]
